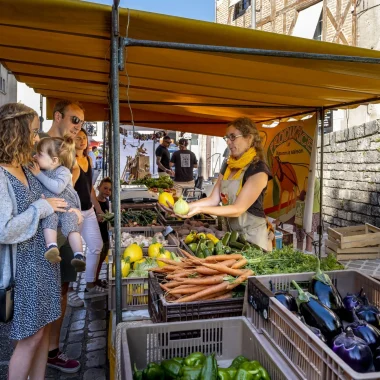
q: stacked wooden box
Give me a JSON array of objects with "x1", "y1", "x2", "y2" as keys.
[{"x1": 326, "y1": 223, "x2": 380, "y2": 260}]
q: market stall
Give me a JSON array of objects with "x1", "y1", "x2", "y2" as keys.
[{"x1": 3, "y1": 0, "x2": 380, "y2": 378}]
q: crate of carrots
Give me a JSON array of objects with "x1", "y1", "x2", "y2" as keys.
[{"x1": 148, "y1": 249, "x2": 251, "y2": 322}]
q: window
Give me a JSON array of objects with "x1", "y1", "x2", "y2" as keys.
[
  {"x1": 233, "y1": 0, "x2": 251, "y2": 21},
  {"x1": 292, "y1": 2, "x2": 323, "y2": 40}
]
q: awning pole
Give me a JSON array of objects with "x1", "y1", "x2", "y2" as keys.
[
  {"x1": 111, "y1": 0, "x2": 122, "y2": 325},
  {"x1": 318, "y1": 108, "x2": 325, "y2": 259},
  {"x1": 124, "y1": 38, "x2": 380, "y2": 64},
  {"x1": 102, "y1": 121, "x2": 105, "y2": 178}
]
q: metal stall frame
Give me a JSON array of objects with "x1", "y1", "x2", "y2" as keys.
[{"x1": 110, "y1": 0, "x2": 380, "y2": 322}]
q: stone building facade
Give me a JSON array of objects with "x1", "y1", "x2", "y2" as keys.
[
  {"x1": 320, "y1": 120, "x2": 380, "y2": 228},
  {"x1": 216, "y1": 0, "x2": 355, "y2": 45}
]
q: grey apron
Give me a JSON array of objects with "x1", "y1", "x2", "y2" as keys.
[{"x1": 220, "y1": 166, "x2": 268, "y2": 250}]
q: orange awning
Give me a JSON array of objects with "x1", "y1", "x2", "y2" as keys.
[{"x1": 1, "y1": 0, "x2": 380, "y2": 135}]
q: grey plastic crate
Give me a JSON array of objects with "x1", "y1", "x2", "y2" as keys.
[
  {"x1": 247, "y1": 270, "x2": 380, "y2": 380},
  {"x1": 116, "y1": 317, "x2": 300, "y2": 380},
  {"x1": 108, "y1": 246, "x2": 185, "y2": 311}
]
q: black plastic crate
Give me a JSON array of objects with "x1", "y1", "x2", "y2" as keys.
[{"x1": 148, "y1": 272, "x2": 244, "y2": 323}]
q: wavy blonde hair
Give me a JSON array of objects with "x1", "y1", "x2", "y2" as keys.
[
  {"x1": 227, "y1": 117, "x2": 265, "y2": 162},
  {"x1": 0, "y1": 103, "x2": 38, "y2": 165},
  {"x1": 37, "y1": 135, "x2": 76, "y2": 169}
]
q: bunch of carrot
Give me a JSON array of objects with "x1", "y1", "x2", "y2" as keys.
[{"x1": 149, "y1": 249, "x2": 253, "y2": 303}]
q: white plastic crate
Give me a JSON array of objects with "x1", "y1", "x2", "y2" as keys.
[
  {"x1": 247, "y1": 270, "x2": 380, "y2": 380},
  {"x1": 115, "y1": 317, "x2": 299, "y2": 380}
]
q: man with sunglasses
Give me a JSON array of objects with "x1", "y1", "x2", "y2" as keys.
[{"x1": 38, "y1": 99, "x2": 84, "y2": 374}]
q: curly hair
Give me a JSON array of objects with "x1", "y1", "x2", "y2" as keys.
[
  {"x1": 227, "y1": 117, "x2": 265, "y2": 162},
  {"x1": 0, "y1": 103, "x2": 38, "y2": 165},
  {"x1": 37, "y1": 135, "x2": 76, "y2": 169}
]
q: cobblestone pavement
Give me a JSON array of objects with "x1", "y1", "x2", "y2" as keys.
[{"x1": 0, "y1": 264, "x2": 109, "y2": 380}]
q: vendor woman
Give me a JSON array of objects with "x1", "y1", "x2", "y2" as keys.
[{"x1": 183, "y1": 117, "x2": 272, "y2": 250}]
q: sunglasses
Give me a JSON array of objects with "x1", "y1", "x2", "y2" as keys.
[
  {"x1": 60, "y1": 112, "x2": 84, "y2": 126},
  {"x1": 223, "y1": 134, "x2": 243, "y2": 142}
]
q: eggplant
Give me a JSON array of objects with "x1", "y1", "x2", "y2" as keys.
[
  {"x1": 332, "y1": 327, "x2": 373, "y2": 373},
  {"x1": 274, "y1": 291, "x2": 298, "y2": 312},
  {"x1": 355, "y1": 294, "x2": 380, "y2": 329},
  {"x1": 374, "y1": 347, "x2": 380, "y2": 371},
  {"x1": 309, "y1": 258, "x2": 345, "y2": 318},
  {"x1": 292, "y1": 313, "x2": 328, "y2": 343},
  {"x1": 346, "y1": 311, "x2": 380, "y2": 353},
  {"x1": 292, "y1": 280, "x2": 343, "y2": 345},
  {"x1": 342, "y1": 293, "x2": 363, "y2": 322}
]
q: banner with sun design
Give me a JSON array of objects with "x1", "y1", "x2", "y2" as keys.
[{"x1": 257, "y1": 116, "x2": 317, "y2": 224}]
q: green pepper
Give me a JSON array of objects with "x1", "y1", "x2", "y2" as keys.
[
  {"x1": 229, "y1": 231, "x2": 239, "y2": 244},
  {"x1": 142, "y1": 362, "x2": 165, "y2": 380},
  {"x1": 133, "y1": 363, "x2": 143, "y2": 380},
  {"x1": 172, "y1": 357, "x2": 184, "y2": 366},
  {"x1": 188, "y1": 243, "x2": 198, "y2": 253},
  {"x1": 200, "y1": 354, "x2": 218, "y2": 380},
  {"x1": 249, "y1": 361, "x2": 270, "y2": 380},
  {"x1": 231, "y1": 355, "x2": 249, "y2": 369},
  {"x1": 184, "y1": 352, "x2": 206, "y2": 367},
  {"x1": 161, "y1": 359, "x2": 182, "y2": 379},
  {"x1": 206, "y1": 240, "x2": 215, "y2": 252},
  {"x1": 225, "y1": 367, "x2": 237, "y2": 379},
  {"x1": 196, "y1": 239, "x2": 206, "y2": 258},
  {"x1": 224, "y1": 246, "x2": 232, "y2": 254},
  {"x1": 217, "y1": 368, "x2": 231, "y2": 380},
  {"x1": 203, "y1": 248, "x2": 212, "y2": 257},
  {"x1": 215, "y1": 241, "x2": 224, "y2": 255},
  {"x1": 221, "y1": 232, "x2": 231, "y2": 246},
  {"x1": 180, "y1": 365, "x2": 203, "y2": 380},
  {"x1": 235, "y1": 361, "x2": 270, "y2": 380}
]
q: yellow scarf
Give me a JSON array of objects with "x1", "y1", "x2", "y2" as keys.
[{"x1": 223, "y1": 147, "x2": 257, "y2": 194}]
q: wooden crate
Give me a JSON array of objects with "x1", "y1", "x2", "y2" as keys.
[{"x1": 326, "y1": 223, "x2": 380, "y2": 260}]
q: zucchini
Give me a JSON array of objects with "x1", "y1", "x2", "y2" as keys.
[
  {"x1": 230, "y1": 241, "x2": 245, "y2": 250},
  {"x1": 229, "y1": 231, "x2": 239, "y2": 243},
  {"x1": 221, "y1": 232, "x2": 231, "y2": 246}
]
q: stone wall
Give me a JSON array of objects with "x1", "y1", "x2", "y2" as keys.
[{"x1": 320, "y1": 119, "x2": 380, "y2": 228}]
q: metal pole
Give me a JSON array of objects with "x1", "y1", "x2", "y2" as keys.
[
  {"x1": 251, "y1": 0, "x2": 256, "y2": 29},
  {"x1": 124, "y1": 37, "x2": 380, "y2": 64},
  {"x1": 102, "y1": 121, "x2": 106, "y2": 179},
  {"x1": 318, "y1": 108, "x2": 325, "y2": 259},
  {"x1": 39, "y1": 94, "x2": 44, "y2": 132},
  {"x1": 111, "y1": 0, "x2": 122, "y2": 324}
]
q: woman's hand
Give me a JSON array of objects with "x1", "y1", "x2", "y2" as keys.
[
  {"x1": 68, "y1": 208, "x2": 84, "y2": 225},
  {"x1": 28, "y1": 161, "x2": 41, "y2": 176},
  {"x1": 43, "y1": 196, "x2": 68, "y2": 212},
  {"x1": 157, "y1": 200, "x2": 202, "y2": 219}
]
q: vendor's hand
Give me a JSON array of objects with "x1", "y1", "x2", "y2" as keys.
[
  {"x1": 178, "y1": 203, "x2": 202, "y2": 219},
  {"x1": 28, "y1": 161, "x2": 41, "y2": 176},
  {"x1": 68, "y1": 208, "x2": 84, "y2": 225},
  {"x1": 157, "y1": 200, "x2": 174, "y2": 214},
  {"x1": 42, "y1": 196, "x2": 68, "y2": 212}
]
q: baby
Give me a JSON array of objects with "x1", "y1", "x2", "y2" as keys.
[{"x1": 29, "y1": 136, "x2": 85, "y2": 271}]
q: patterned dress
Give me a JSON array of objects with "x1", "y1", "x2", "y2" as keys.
[{"x1": 4, "y1": 168, "x2": 61, "y2": 340}]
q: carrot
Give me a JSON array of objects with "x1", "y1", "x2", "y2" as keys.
[
  {"x1": 160, "y1": 283, "x2": 180, "y2": 299},
  {"x1": 179, "y1": 249, "x2": 199, "y2": 260},
  {"x1": 169, "y1": 285, "x2": 208, "y2": 295},
  {"x1": 180, "y1": 275, "x2": 225, "y2": 286},
  {"x1": 220, "y1": 259, "x2": 238, "y2": 267},
  {"x1": 200, "y1": 262, "x2": 246, "y2": 276},
  {"x1": 205, "y1": 254, "x2": 243, "y2": 262},
  {"x1": 149, "y1": 267, "x2": 171, "y2": 273},
  {"x1": 231, "y1": 258, "x2": 248, "y2": 269},
  {"x1": 164, "y1": 281, "x2": 184, "y2": 288},
  {"x1": 199, "y1": 290, "x2": 229, "y2": 300},
  {"x1": 227, "y1": 269, "x2": 254, "y2": 290},
  {"x1": 175, "y1": 281, "x2": 230, "y2": 303},
  {"x1": 195, "y1": 267, "x2": 221, "y2": 276},
  {"x1": 213, "y1": 292, "x2": 233, "y2": 300},
  {"x1": 153, "y1": 258, "x2": 187, "y2": 267}
]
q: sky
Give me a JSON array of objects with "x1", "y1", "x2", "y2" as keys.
[{"x1": 85, "y1": 0, "x2": 215, "y2": 22}]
